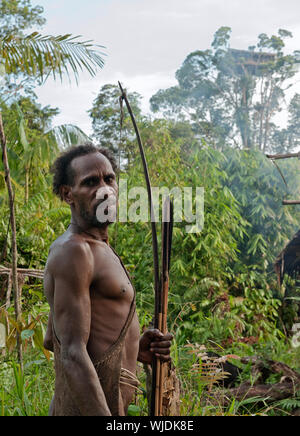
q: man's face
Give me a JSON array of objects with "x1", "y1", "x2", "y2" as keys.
[{"x1": 65, "y1": 152, "x2": 118, "y2": 227}]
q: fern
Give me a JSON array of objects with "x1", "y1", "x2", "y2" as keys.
[{"x1": 276, "y1": 396, "x2": 300, "y2": 412}]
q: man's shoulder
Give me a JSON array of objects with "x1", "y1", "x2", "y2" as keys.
[{"x1": 48, "y1": 233, "x2": 93, "y2": 274}]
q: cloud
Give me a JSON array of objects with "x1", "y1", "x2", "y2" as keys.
[{"x1": 35, "y1": 70, "x2": 177, "y2": 135}]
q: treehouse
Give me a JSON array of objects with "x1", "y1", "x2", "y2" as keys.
[
  {"x1": 220, "y1": 48, "x2": 276, "y2": 77},
  {"x1": 275, "y1": 229, "x2": 300, "y2": 286}
]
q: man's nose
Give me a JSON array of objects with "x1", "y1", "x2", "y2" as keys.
[
  {"x1": 97, "y1": 179, "x2": 108, "y2": 196},
  {"x1": 96, "y1": 186, "x2": 114, "y2": 201}
]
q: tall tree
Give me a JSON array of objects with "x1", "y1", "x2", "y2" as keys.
[
  {"x1": 150, "y1": 27, "x2": 299, "y2": 152},
  {"x1": 89, "y1": 83, "x2": 142, "y2": 163}
]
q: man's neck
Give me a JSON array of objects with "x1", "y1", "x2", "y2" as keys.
[{"x1": 69, "y1": 220, "x2": 109, "y2": 243}]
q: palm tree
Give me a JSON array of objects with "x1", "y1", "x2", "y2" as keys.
[{"x1": 0, "y1": 30, "x2": 105, "y2": 369}]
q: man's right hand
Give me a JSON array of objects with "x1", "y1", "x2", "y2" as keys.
[{"x1": 138, "y1": 329, "x2": 173, "y2": 365}]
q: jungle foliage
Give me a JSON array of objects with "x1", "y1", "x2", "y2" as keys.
[{"x1": 1, "y1": 1, "x2": 300, "y2": 416}]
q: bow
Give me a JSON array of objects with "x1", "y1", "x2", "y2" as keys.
[
  {"x1": 118, "y1": 82, "x2": 172, "y2": 415},
  {"x1": 118, "y1": 81, "x2": 160, "y2": 307}
]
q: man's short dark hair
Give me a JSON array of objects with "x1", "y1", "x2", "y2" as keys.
[{"x1": 51, "y1": 143, "x2": 118, "y2": 200}]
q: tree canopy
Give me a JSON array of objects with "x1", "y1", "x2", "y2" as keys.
[{"x1": 150, "y1": 27, "x2": 300, "y2": 153}]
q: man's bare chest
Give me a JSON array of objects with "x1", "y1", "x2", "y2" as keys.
[{"x1": 90, "y1": 243, "x2": 134, "y2": 302}]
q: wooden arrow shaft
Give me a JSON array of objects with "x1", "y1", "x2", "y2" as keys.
[{"x1": 154, "y1": 197, "x2": 173, "y2": 416}]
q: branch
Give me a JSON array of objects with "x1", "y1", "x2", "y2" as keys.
[
  {"x1": 0, "y1": 112, "x2": 23, "y2": 370},
  {"x1": 212, "y1": 357, "x2": 300, "y2": 407}
]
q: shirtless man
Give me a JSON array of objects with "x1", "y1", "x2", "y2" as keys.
[{"x1": 43, "y1": 144, "x2": 172, "y2": 416}]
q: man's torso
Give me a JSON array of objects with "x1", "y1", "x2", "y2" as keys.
[{"x1": 44, "y1": 228, "x2": 140, "y2": 413}]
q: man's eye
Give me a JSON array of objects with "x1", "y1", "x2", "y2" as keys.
[
  {"x1": 105, "y1": 176, "x2": 114, "y2": 184},
  {"x1": 85, "y1": 178, "x2": 98, "y2": 186}
]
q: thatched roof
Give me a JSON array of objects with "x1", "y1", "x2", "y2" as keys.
[{"x1": 275, "y1": 230, "x2": 300, "y2": 285}]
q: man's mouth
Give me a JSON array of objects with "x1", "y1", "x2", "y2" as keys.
[{"x1": 95, "y1": 188, "x2": 117, "y2": 223}]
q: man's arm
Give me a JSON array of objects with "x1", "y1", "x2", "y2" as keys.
[{"x1": 50, "y1": 240, "x2": 111, "y2": 416}]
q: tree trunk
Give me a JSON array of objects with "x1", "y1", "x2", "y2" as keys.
[
  {"x1": 0, "y1": 112, "x2": 23, "y2": 371},
  {"x1": 222, "y1": 381, "x2": 299, "y2": 404},
  {"x1": 211, "y1": 356, "x2": 300, "y2": 408}
]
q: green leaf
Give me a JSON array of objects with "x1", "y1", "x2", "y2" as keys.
[
  {"x1": 127, "y1": 405, "x2": 141, "y2": 416},
  {"x1": 15, "y1": 103, "x2": 29, "y2": 151}
]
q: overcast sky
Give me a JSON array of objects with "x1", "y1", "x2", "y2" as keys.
[{"x1": 33, "y1": 0, "x2": 300, "y2": 135}]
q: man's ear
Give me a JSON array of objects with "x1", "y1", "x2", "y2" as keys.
[{"x1": 59, "y1": 185, "x2": 73, "y2": 205}]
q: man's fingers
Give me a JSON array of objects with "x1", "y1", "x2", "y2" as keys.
[
  {"x1": 160, "y1": 355, "x2": 171, "y2": 362},
  {"x1": 146, "y1": 330, "x2": 173, "y2": 362},
  {"x1": 155, "y1": 353, "x2": 171, "y2": 362},
  {"x1": 150, "y1": 340, "x2": 172, "y2": 349},
  {"x1": 151, "y1": 347, "x2": 170, "y2": 355},
  {"x1": 144, "y1": 329, "x2": 163, "y2": 340},
  {"x1": 162, "y1": 333, "x2": 173, "y2": 341},
  {"x1": 148, "y1": 331, "x2": 173, "y2": 342}
]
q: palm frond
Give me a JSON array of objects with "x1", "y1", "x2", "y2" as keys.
[
  {"x1": 0, "y1": 32, "x2": 105, "y2": 81},
  {"x1": 46, "y1": 124, "x2": 92, "y2": 149}
]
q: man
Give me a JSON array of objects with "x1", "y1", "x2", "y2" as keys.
[{"x1": 43, "y1": 143, "x2": 172, "y2": 416}]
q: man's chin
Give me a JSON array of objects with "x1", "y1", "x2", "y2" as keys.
[
  {"x1": 87, "y1": 215, "x2": 113, "y2": 228},
  {"x1": 79, "y1": 206, "x2": 116, "y2": 228},
  {"x1": 94, "y1": 218, "x2": 115, "y2": 227},
  {"x1": 95, "y1": 204, "x2": 117, "y2": 226},
  {"x1": 93, "y1": 211, "x2": 117, "y2": 227}
]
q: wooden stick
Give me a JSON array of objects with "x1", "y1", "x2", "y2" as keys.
[
  {"x1": 0, "y1": 112, "x2": 23, "y2": 371},
  {"x1": 5, "y1": 273, "x2": 12, "y2": 310},
  {"x1": 155, "y1": 197, "x2": 173, "y2": 415},
  {"x1": 266, "y1": 152, "x2": 300, "y2": 160},
  {"x1": 282, "y1": 200, "x2": 300, "y2": 205},
  {"x1": 158, "y1": 275, "x2": 169, "y2": 415},
  {"x1": 0, "y1": 267, "x2": 44, "y2": 279}
]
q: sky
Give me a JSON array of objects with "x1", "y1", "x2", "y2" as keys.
[{"x1": 32, "y1": 0, "x2": 300, "y2": 136}]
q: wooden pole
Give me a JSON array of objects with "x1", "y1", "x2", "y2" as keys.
[
  {"x1": 282, "y1": 200, "x2": 300, "y2": 205},
  {"x1": 266, "y1": 152, "x2": 300, "y2": 160},
  {"x1": 0, "y1": 112, "x2": 23, "y2": 371},
  {"x1": 155, "y1": 197, "x2": 173, "y2": 416}
]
